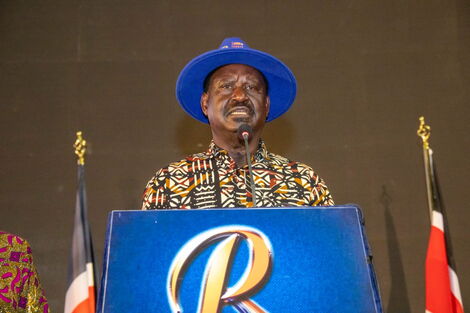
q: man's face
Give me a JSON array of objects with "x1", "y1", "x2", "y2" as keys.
[{"x1": 201, "y1": 64, "x2": 270, "y2": 139}]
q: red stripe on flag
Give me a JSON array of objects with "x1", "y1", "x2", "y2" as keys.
[
  {"x1": 425, "y1": 225, "x2": 452, "y2": 313},
  {"x1": 451, "y1": 293, "x2": 464, "y2": 313},
  {"x1": 71, "y1": 298, "x2": 92, "y2": 313},
  {"x1": 88, "y1": 286, "x2": 95, "y2": 313},
  {"x1": 70, "y1": 287, "x2": 95, "y2": 313}
]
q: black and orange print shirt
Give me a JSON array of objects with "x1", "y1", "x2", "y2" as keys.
[{"x1": 142, "y1": 140, "x2": 334, "y2": 210}]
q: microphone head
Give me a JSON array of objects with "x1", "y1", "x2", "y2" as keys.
[{"x1": 237, "y1": 124, "x2": 253, "y2": 141}]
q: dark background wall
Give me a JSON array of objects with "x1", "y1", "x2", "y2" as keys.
[{"x1": 1, "y1": 1, "x2": 468, "y2": 312}]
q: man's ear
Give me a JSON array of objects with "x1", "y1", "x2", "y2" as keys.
[
  {"x1": 200, "y1": 93, "x2": 209, "y2": 116},
  {"x1": 265, "y1": 96, "x2": 270, "y2": 118}
]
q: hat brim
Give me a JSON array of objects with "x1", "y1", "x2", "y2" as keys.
[{"x1": 176, "y1": 48, "x2": 297, "y2": 123}]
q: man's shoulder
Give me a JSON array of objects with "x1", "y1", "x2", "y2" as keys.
[
  {"x1": 151, "y1": 151, "x2": 211, "y2": 175},
  {"x1": 266, "y1": 152, "x2": 316, "y2": 171}
]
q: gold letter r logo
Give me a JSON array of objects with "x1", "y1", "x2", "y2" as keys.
[{"x1": 167, "y1": 225, "x2": 273, "y2": 313}]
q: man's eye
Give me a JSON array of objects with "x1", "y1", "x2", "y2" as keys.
[
  {"x1": 245, "y1": 85, "x2": 257, "y2": 91},
  {"x1": 220, "y1": 83, "x2": 232, "y2": 89}
]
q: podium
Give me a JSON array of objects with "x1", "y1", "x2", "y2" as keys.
[{"x1": 97, "y1": 206, "x2": 382, "y2": 312}]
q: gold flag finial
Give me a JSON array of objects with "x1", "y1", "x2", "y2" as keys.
[
  {"x1": 74, "y1": 131, "x2": 87, "y2": 165},
  {"x1": 417, "y1": 116, "x2": 431, "y2": 150}
]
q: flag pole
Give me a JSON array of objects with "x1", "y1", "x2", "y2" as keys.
[
  {"x1": 65, "y1": 131, "x2": 96, "y2": 313},
  {"x1": 417, "y1": 116, "x2": 434, "y2": 224},
  {"x1": 418, "y1": 117, "x2": 465, "y2": 313}
]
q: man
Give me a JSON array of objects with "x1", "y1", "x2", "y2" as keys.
[{"x1": 142, "y1": 38, "x2": 333, "y2": 209}]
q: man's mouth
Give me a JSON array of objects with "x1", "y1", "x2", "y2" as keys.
[{"x1": 226, "y1": 105, "x2": 253, "y2": 117}]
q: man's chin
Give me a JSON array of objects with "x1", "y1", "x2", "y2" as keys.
[
  {"x1": 221, "y1": 116, "x2": 256, "y2": 132},
  {"x1": 232, "y1": 116, "x2": 251, "y2": 124}
]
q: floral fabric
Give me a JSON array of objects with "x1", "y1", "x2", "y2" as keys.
[{"x1": 0, "y1": 232, "x2": 49, "y2": 313}]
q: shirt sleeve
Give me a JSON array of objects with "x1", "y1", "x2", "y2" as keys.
[
  {"x1": 308, "y1": 170, "x2": 335, "y2": 206},
  {"x1": 141, "y1": 167, "x2": 168, "y2": 210}
]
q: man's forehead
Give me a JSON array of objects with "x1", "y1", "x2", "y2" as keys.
[{"x1": 212, "y1": 64, "x2": 264, "y2": 80}]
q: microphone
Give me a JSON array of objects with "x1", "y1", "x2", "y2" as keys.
[
  {"x1": 237, "y1": 123, "x2": 252, "y2": 141},
  {"x1": 237, "y1": 124, "x2": 258, "y2": 207}
]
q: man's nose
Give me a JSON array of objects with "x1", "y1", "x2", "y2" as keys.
[{"x1": 231, "y1": 85, "x2": 248, "y2": 101}]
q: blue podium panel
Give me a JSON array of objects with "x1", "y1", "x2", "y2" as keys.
[{"x1": 97, "y1": 206, "x2": 382, "y2": 313}]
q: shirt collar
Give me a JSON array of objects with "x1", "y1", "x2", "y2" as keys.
[{"x1": 207, "y1": 139, "x2": 269, "y2": 164}]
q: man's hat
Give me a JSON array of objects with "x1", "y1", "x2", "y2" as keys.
[{"x1": 176, "y1": 37, "x2": 297, "y2": 123}]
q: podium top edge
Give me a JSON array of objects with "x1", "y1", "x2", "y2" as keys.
[{"x1": 109, "y1": 205, "x2": 362, "y2": 214}]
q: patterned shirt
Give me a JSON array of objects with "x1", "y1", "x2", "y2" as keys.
[
  {"x1": 0, "y1": 232, "x2": 49, "y2": 313},
  {"x1": 142, "y1": 140, "x2": 334, "y2": 210}
]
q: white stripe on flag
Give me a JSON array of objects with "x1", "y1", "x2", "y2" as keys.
[
  {"x1": 86, "y1": 262, "x2": 94, "y2": 287},
  {"x1": 425, "y1": 310, "x2": 433, "y2": 313},
  {"x1": 431, "y1": 210, "x2": 444, "y2": 232},
  {"x1": 449, "y1": 266, "x2": 464, "y2": 308},
  {"x1": 64, "y1": 271, "x2": 89, "y2": 313}
]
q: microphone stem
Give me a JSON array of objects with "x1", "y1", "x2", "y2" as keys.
[{"x1": 243, "y1": 135, "x2": 257, "y2": 207}]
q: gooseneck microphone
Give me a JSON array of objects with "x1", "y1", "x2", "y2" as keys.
[{"x1": 237, "y1": 124, "x2": 258, "y2": 207}]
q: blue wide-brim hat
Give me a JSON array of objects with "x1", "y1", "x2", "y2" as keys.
[{"x1": 176, "y1": 37, "x2": 297, "y2": 123}]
